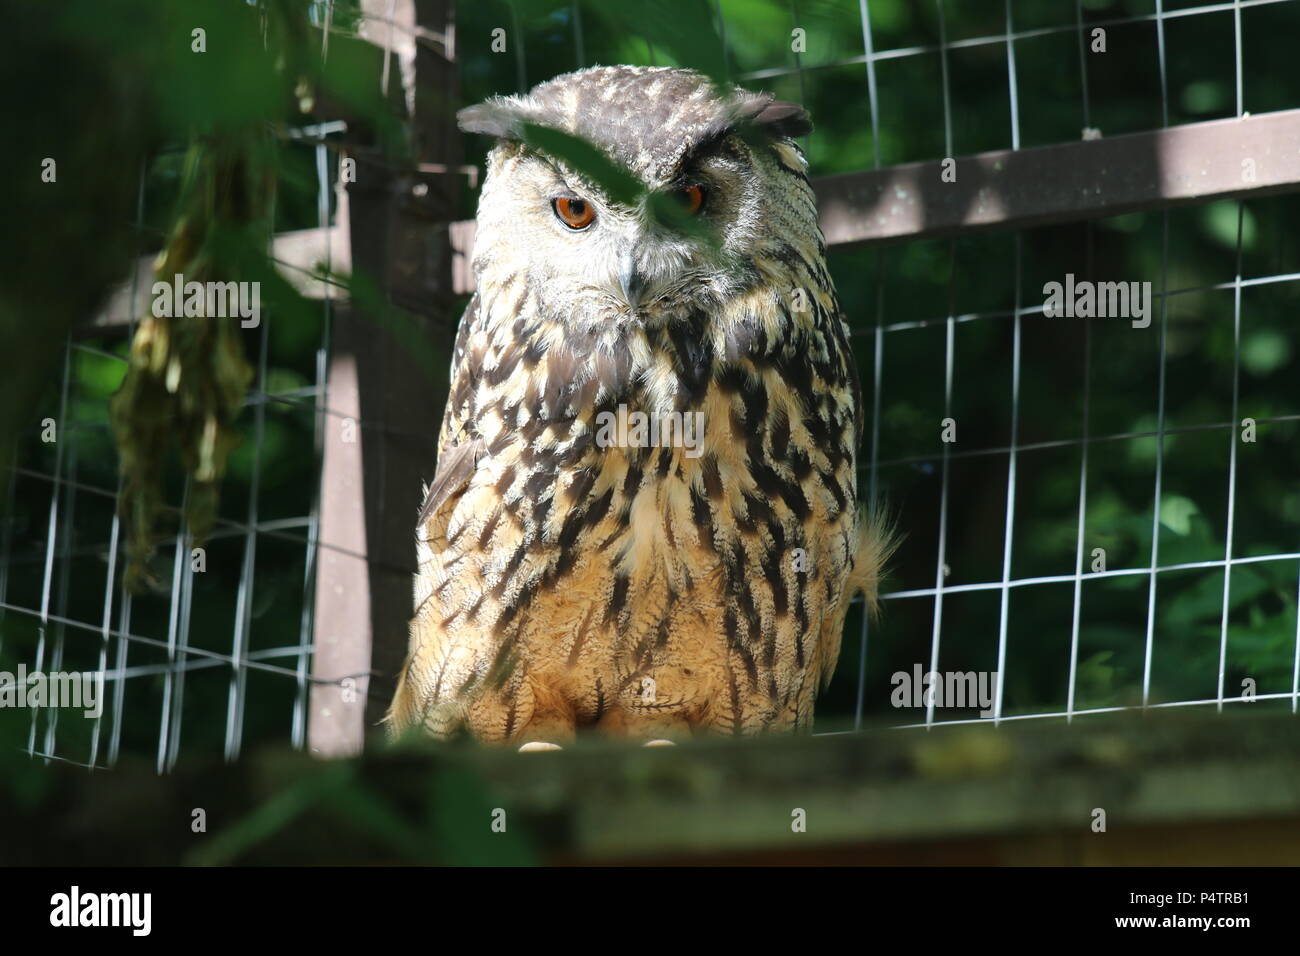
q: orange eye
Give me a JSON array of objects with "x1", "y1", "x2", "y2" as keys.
[
  {"x1": 552, "y1": 196, "x2": 595, "y2": 230},
  {"x1": 676, "y1": 184, "x2": 706, "y2": 215}
]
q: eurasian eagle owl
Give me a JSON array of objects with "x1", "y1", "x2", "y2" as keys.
[{"x1": 387, "y1": 66, "x2": 887, "y2": 748}]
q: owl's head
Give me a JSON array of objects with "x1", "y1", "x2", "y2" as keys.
[{"x1": 460, "y1": 66, "x2": 816, "y2": 329}]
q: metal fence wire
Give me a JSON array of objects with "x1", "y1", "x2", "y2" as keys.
[{"x1": 2, "y1": 0, "x2": 1299, "y2": 770}]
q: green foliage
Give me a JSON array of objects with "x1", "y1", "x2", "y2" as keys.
[
  {"x1": 521, "y1": 124, "x2": 644, "y2": 206},
  {"x1": 186, "y1": 755, "x2": 537, "y2": 865}
]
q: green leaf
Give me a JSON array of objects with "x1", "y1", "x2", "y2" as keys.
[
  {"x1": 1159, "y1": 495, "x2": 1200, "y2": 536},
  {"x1": 520, "y1": 123, "x2": 644, "y2": 206}
]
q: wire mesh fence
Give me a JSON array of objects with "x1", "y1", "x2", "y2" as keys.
[
  {"x1": 840, "y1": 0, "x2": 1300, "y2": 730},
  {"x1": 2, "y1": 0, "x2": 1298, "y2": 770},
  {"x1": 0, "y1": 123, "x2": 344, "y2": 771}
]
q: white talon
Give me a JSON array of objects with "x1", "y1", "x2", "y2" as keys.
[
  {"x1": 518, "y1": 741, "x2": 563, "y2": 753},
  {"x1": 643, "y1": 739, "x2": 676, "y2": 748}
]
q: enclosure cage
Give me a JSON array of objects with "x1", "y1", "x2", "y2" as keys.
[{"x1": 3, "y1": 0, "x2": 1299, "y2": 774}]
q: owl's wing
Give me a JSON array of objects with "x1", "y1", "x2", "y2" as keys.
[
  {"x1": 391, "y1": 296, "x2": 488, "y2": 736},
  {"x1": 416, "y1": 438, "x2": 482, "y2": 527},
  {"x1": 417, "y1": 295, "x2": 484, "y2": 528}
]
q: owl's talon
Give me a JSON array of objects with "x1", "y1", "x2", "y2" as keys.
[
  {"x1": 518, "y1": 741, "x2": 563, "y2": 753},
  {"x1": 642, "y1": 739, "x2": 676, "y2": 748}
]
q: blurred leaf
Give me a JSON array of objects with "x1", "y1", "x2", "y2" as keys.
[
  {"x1": 520, "y1": 123, "x2": 643, "y2": 206},
  {"x1": 1199, "y1": 202, "x2": 1256, "y2": 252},
  {"x1": 1242, "y1": 328, "x2": 1291, "y2": 376},
  {"x1": 1160, "y1": 495, "x2": 1200, "y2": 536},
  {"x1": 1181, "y1": 80, "x2": 1229, "y2": 115}
]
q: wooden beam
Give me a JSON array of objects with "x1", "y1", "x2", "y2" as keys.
[
  {"x1": 5, "y1": 710, "x2": 1299, "y2": 865},
  {"x1": 815, "y1": 107, "x2": 1300, "y2": 247},
  {"x1": 89, "y1": 224, "x2": 353, "y2": 329}
]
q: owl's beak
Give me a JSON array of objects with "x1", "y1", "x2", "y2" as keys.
[{"x1": 617, "y1": 251, "x2": 646, "y2": 307}]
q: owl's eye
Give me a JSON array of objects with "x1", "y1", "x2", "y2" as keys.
[
  {"x1": 552, "y1": 196, "x2": 595, "y2": 230},
  {"x1": 674, "y1": 184, "x2": 706, "y2": 215}
]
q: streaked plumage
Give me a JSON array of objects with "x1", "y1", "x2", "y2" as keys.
[{"x1": 387, "y1": 66, "x2": 887, "y2": 745}]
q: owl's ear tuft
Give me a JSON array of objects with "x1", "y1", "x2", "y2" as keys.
[
  {"x1": 457, "y1": 100, "x2": 527, "y2": 139},
  {"x1": 732, "y1": 93, "x2": 812, "y2": 139},
  {"x1": 751, "y1": 100, "x2": 812, "y2": 138}
]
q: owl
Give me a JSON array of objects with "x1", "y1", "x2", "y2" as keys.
[{"x1": 387, "y1": 66, "x2": 888, "y2": 749}]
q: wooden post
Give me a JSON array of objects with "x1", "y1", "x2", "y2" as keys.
[{"x1": 309, "y1": 0, "x2": 463, "y2": 755}]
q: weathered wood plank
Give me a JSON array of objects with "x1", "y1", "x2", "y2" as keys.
[{"x1": 4, "y1": 710, "x2": 1297, "y2": 865}]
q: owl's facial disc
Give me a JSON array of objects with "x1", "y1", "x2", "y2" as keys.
[
  {"x1": 476, "y1": 138, "x2": 766, "y2": 328},
  {"x1": 603, "y1": 216, "x2": 713, "y2": 315},
  {"x1": 544, "y1": 178, "x2": 720, "y2": 315},
  {"x1": 614, "y1": 189, "x2": 710, "y2": 308},
  {"x1": 465, "y1": 67, "x2": 815, "y2": 330}
]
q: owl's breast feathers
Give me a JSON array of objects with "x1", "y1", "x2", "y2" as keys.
[{"x1": 388, "y1": 257, "x2": 885, "y2": 743}]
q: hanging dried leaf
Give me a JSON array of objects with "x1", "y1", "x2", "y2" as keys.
[{"x1": 111, "y1": 131, "x2": 273, "y2": 592}]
